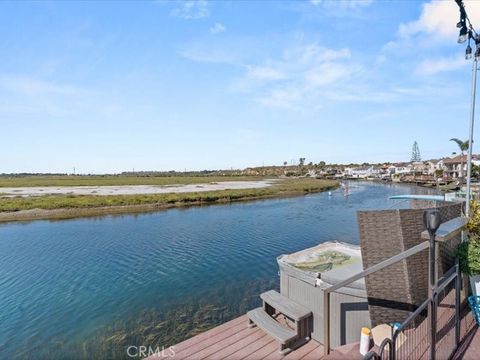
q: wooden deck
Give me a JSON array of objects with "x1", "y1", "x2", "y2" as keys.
[
  {"x1": 146, "y1": 315, "x2": 326, "y2": 360},
  {"x1": 146, "y1": 307, "x2": 478, "y2": 360}
]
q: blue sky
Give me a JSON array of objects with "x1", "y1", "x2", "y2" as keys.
[{"x1": 1, "y1": 0, "x2": 480, "y2": 173}]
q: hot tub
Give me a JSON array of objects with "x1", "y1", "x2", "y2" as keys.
[{"x1": 277, "y1": 241, "x2": 371, "y2": 347}]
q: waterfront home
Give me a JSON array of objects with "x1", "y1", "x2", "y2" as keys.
[
  {"x1": 443, "y1": 154, "x2": 480, "y2": 179},
  {"x1": 388, "y1": 163, "x2": 412, "y2": 182},
  {"x1": 425, "y1": 159, "x2": 445, "y2": 176},
  {"x1": 390, "y1": 162, "x2": 412, "y2": 175},
  {"x1": 345, "y1": 166, "x2": 382, "y2": 179},
  {"x1": 410, "y1": 161, "x2": 429, "y2": 175}
]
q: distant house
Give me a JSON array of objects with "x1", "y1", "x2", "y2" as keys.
[
  {"x1": 410, "y1": 161, "x2": 428, "y2": 175},
  {"x1": 443, "y1": 154, "x2": 480, "y2": 179},
  {"x1": 347, "y1": 166, "x2": 382, "y2": 179},
  {"x1": 390, "y1": 162, "x2": 411, "y2": 175},
  {"x1": 387, "y1": 165, "x2": 397, "y2": 175},
  {"x1": 425, "y1": 159, "x2": 446, "y2": 176}
]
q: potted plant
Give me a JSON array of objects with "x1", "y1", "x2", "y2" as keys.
[{"x1": 458, "y1": 201, "x2": 480, "y2": 296}]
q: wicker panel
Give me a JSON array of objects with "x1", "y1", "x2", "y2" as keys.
[{"x1": 358, "y1": 202, "x2": 462, "y2": 326}]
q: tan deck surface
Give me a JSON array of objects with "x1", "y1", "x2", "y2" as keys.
[
  {"x1": 146, "y1": 304, "x2": 478, "y2": 360},
  {"x1": 146, "y1": 315, "x2": 326, "y2": 360}
]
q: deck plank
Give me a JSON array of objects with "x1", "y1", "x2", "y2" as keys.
[
  {"x1": 204, "y1": 329, "x2": 267, "y2": 360},
  {"x1": 183, "y1": 327, "x2": 259, "y2": 360},
  {"x1": 284, "y1": 340, "x2": 320, "y2": 359},
  {"x1": 262, "y1": 343, "x2": 290, "y2": 360},
  {"x1": 223, "y1": 333, "x2": 274, "y2": 360},
  {"x1": 172, "y1": 321, "x2": 250, "y2": 359},
  {"x1": 300, "y1": 343, "x2": 326, "y2": 360},
  {"x1": 242, "y1": 338, "x2": 279, "y2": 360},
  {"x1": 148, "y1": 315, "x2": 247, "y2": 359},
  {"x1": 150, "y1": 314, "x2": 323, "y2": 360}
]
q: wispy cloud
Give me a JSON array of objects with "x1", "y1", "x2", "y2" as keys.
[
  {"x1": 170, "y1": 0, "x2": 209, "y2": 20},
  {"x1": 0, "y1": 74, "x2": 91, "y2": 117},
  {"x1": 247, "y1": 66, "x2": 286, "y2": 81},
  {"x1": 379, "y1": 0, "x2": 478, "y2": 76},
  {"x1": 257, "y1": 87, "x2": 303, "y2": 110},
  {"x1": 397, "y1": 0, "x2": 480, "y2": 41},
  {"x1": 181, "y1": 39, "x2": 405, "y2": 109},
  {"x1": 236, "y1": 44, "x2": 361, "y2": 109},
  {"x1": 180, "y1": 45, "x2": 240, "y2": 64},
  {"x1": 415, "y1": 56, "x2": 467, "y2": 76},
  {"x1": 210, "y1": 22, "x2": 226, "y2": 34},
  {"x1": 0, "y1": 74, "x2": 128, "y2": 118}
]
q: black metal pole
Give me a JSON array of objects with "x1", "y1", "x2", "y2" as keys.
[
  {"x1": 455, "y1": 263, "x2": 461, "y2": 348},
  {"x1": 424, "y1": 210, "x2": 441, "y2": 293},
  {"x1": 423, "y1": 209, "x2": 441, "y2": 360}
]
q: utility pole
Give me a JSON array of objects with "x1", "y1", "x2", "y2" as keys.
[
  {"x1": 466, "y1": 53, "x2": 478, "y2": 216},
  {"x1": 455, "y1": 0, "x2": 479, "y2": 217}
]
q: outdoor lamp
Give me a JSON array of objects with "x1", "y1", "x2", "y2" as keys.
[
  {"x1": 459, "y1": 26, "x2": 469, "y2": 43},
  {"x1": 466, "y1": 44, "x2": 472, "y2": 59},
  {"x1": 424, "y1": 209, "x2": 441, "y2": 294},
  {"x1": 475, "y1": 46, "x2": 480, "y2": 60},
  {"x1": 423, "y1": 209, "x2": 441, "y2": 237}
]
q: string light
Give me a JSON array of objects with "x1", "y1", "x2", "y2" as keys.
[
  {"x1": 455, "y1": 0, "x2": 478, "y2": 49},
  {"x1": 466, "y1": 44, "x2": 472, "y2": 60}
]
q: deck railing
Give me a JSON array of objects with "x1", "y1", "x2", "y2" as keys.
[
  {"x1": 323, "y1": 212, "x2": 467, "y2": 359},
  {"x1": 323, "y1": 241, "x2": 430, "y2": 356},
  {"x1": 366, "y1": 264, "x2": 461, "y2": 360}
]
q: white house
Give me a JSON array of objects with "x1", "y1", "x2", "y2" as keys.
[{"x1": 443, "y1": 155, "x2": 480, "y2": 179}]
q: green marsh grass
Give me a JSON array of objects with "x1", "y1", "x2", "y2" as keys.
[{"x1": 0, "y1": 179, "x2": 338, "y2": 213}]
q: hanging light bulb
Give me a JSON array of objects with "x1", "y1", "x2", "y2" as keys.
[
  {"x1": 466, "y1": 45, "x2": 472, "y2": 59},
  {"x1": 458, "y1": 26, "x2": 469, "y2": 43}
]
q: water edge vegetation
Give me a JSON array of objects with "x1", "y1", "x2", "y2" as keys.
[{"x1": 0, "y1": 178, "x2": 338, "y2": 222}]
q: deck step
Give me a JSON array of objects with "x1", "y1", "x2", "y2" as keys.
[
  {"x1": 260, "y1": 290, "x2": 312, "y2": 321},
  {"x1": 247, "y1": 308, "x2": 297, "y2": 344}
]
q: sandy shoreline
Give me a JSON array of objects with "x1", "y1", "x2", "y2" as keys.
[{"x1": 0, "y1": 180, "x2": 275, "y2": 198}]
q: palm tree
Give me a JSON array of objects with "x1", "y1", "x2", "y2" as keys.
[{"x1": 450, "y1": 138, "x2": 469, "y2": 179}]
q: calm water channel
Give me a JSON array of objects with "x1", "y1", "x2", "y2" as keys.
[{"x1": 0, "y1": 181, "x2": 438, "y2": 359}]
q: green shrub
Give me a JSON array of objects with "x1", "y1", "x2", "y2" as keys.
[
  {"x1": 468, "y1": 200, "x2": 480, "y2": 235},
  {"x1": 458, "y1": 200, "x2": 480, "y2": 275},
  {"x1": 457, "y1": 235, "x2": 480, "y2": 276}
]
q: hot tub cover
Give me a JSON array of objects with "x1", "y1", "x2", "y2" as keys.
[{"x1": 277, "y1": 241, "x2": 365, "y2": 290}]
